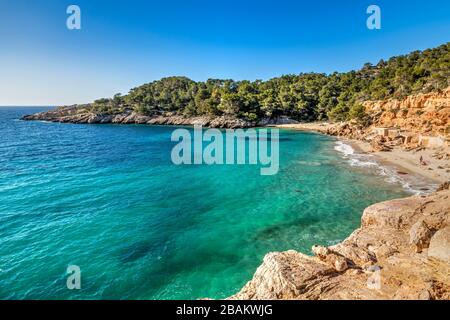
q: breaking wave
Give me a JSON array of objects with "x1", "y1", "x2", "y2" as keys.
[{"x1": 334, "y1": 141, "x2": 438, "y2": 195}]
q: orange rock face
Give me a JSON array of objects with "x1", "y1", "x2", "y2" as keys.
[{"x1": 363, "y1": 87, "x2": 450, "y2": 137}]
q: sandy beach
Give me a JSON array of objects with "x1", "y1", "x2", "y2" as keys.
[
  {"x1": 349, "y1": 139, "x2": 450, "y2": 184},
  {"x1": 276, "y1": 123, "x2": 450, "y2": 189}
]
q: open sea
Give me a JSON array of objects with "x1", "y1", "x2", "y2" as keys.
[{"x1": 0, "y1": 107, "x2": 412, "y2": 299}]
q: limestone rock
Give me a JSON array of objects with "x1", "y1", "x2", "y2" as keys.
[
  {"x1": 363, "y1": 87, "x2": 450, "y2": 137},
  {"x1": 428, "y1": 227, "x2": 450, "y2": 262},
  {"x1": 21, "y1": 107, "x2": 257, "y2": 129},
  {"x1": 409, "y1": 220, "x2": 433, "y2": 253},
  {"x1": 437, "y1": 181, "x2": 450, "y2": 191},
  {"x1": 370, "y1": 136, "x2": 392, "y2": 152},
  {"x1": 230, "y1": 251, "x2": 334, "y2": 300},
  {"x1": 230, "y1": 190, "x2": 450, "y2": 300},
  {"x1": 312, "y1": 246, "x2": 348, "y2": 272}
]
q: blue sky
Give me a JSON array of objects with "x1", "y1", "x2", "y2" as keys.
[{"x1": 1, "y1": 0, "x2": 449, "y2": 106}]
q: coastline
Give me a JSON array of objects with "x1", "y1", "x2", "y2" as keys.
[
  {"x1": 276, "y1": 123, "x2": 449, "y2": 194},
  {"x1": 23, "y1": 108, "x2": 448, "y2": 193},
  {"x1": 15, "y1": 110, "x2": 450, "y2": 300},
  {"x1": 22, "y1": 109, "x2": 449, "y2": 191},
  {"x1": 230, "y1": 188, "x2": 450, "y2": 300},
  {"x1": 347, "y1": 139, "x2": 449, "y2": 184},
  {"x1": 228, "y1": 123, "x2": 450, "y2": 300}
]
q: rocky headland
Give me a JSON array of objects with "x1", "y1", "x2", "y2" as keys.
[{"x1": 21, "y1": 106, "x2": 299, "y2": 129}]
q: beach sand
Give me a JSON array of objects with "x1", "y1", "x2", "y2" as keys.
[
  {"x1": 275, "y1": 123, "x2": 450, "y2": 188},
  {"x1": 349, "y1": 139, "x2": 450, "y2": 184}
]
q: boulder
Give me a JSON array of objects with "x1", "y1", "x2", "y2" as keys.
[
  {"x1": 437, "y1": 181, "x2": 450, "y2": 192},
  {"x1": 428, "y1": 227, "x2": 450, "y2": 262},
  {"x1": 312, "y1": 245, "x2": 349, "y2": 272},
  {"x1": 409, "y1": 220, "x2": 433, "y2": 253},
  {"x1": 230, "y1": 190, "x2": 450, "y2": 300},
  {"x1": 370, "y1": 136, "x2": 392, "y2": 152}
]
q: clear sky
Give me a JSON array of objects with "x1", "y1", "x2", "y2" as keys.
[{"x1": 1, "y1": 0, "x2": 449, "y2": 106}]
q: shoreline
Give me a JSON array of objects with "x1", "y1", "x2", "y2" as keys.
[
  {"x1": 22, "y1": 113, "x2": 449, "y2": 192},
  {"x1": 347, "y1": 139, "x2": 448, "y2": 184},
  {"x1": 234, "y1": 126, "x2": 450, "y2": 300},
  {"x1": 230, "y1": 188, "x2": 450, "y2": 300},
  {"x1": 276, "y1": 123, "x2": 449, "y2": 194}
]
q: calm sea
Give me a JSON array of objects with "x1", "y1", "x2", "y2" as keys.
[{"x1": 0, "y1": 107, "x2": 409, "y2": 299}]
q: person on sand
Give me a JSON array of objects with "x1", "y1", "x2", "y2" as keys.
[{"x1": 420, "y1": 156, "x2": 428, "y2": 166}]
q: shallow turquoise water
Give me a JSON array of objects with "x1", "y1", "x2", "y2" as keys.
[{"x1": 0, "y1": 107, "x2": 409, "y2": 300}]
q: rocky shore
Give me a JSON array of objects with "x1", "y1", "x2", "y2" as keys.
[
  {"x1": 233, "y1": 89, "x2": 450, "y2": 300},
  {"x1": 276, "y1": 88, "x2": 450, "y2": 185},
  {"x1": 21, "y1": 106, "x2": 299, "y2": 129},
  {"x1": 230, "y1": 186, "x2": 450, "y2": 300}
]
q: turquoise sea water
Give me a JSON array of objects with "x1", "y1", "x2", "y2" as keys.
[{"x1": 0, "y1": 107, "x2": 409, "y2": 300}]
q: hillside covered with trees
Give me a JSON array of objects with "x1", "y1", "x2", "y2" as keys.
[{"x1": 79, "y1": 42, "x2": 450, "y2": 123}]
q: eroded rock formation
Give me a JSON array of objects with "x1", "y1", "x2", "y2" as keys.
[
  {"x1": 230, "y1": 188, "x2": 450, "y2": 300},
  {"x1": 21, "y1": 106, "x2": 300, "y2": 129},
  {"x1": 21, "y1": 108, "x2": 256, "y2": 129},
  {"x1": 363, "y1": 87, "x2": 450, "y2": 137},
  {"x1": 305, "y1": 88, "x2": 450, "y2": 152}
]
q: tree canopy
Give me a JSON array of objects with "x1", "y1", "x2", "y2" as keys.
[{"x1": 88, "y1": 42, "x2": 450, "y2": 122}]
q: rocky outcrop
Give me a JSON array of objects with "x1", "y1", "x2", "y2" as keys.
[
  {"x1": 296, "y1": 88, "x2": 450, "y2": 151},
  {"x1": 319, "y1": 122, "x2": 367, "y2": 139},
  {"x1": 429, "y1": 227, "x2": 450, "y2": 262},
  {"x1": 363, "y1": 87, "x2": 450, "y2": 137},
  {"x1": 230, "y1": 189, "x2": 450, "y2": 300},
  {"x1": 21, "y1": 108, "x2": 256, "y2": 129},
  {"x1": 21, "y1": 106, "x2": 300, "y2": 129},
  {"x1": 409, "y1": 220, "x2": 433, "y2": 253}
]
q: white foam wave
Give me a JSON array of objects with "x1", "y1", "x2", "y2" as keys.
[
  {"x1": 334, "y1": 141, "x2": 354, "y2": 157},
  {"x1": 334, "y1": 141, "x2": 437, "y2": 195}
]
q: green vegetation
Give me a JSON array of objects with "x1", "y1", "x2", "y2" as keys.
[{"x1": 89, "y1": 42, "x2": 450, "y2": 122}]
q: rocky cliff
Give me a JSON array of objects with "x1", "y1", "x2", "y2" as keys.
[
  {"x1": 230, "y1": 187, "x2": 450, "y2": 300},
  {"x1": 311, "y1": 88, "x2": 450, "y2": 152},
  {"x1": 363, "y1": 87, "x2": 450, "y2": 137}
]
